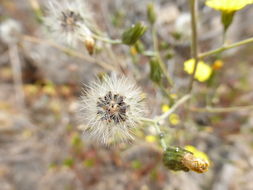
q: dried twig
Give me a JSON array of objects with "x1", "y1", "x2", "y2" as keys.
[
  {"x1": 8, "y1": 44, "x2": 25, "y2": 110},
  {"x1": 22, "y1": 35, "x2": 117, "y2": 71}
]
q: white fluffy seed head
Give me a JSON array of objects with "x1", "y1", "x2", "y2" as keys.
[
  {"x1": 44, "y1": 0, "x2": 93, "y2": 47},
  {"x1": 79, "y1": 75, "x2": 146, "y2": 145},
  {"x1": 0, "y1": 19, "x2": 22, "y2": 45}
]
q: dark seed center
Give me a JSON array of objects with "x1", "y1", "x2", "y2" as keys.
[
  {"x1": 96, "y1": 91, "x2": 129, "y2": 124},
  {"x1": 60, "y1": 10, "x2": 82, "y2": 32}
]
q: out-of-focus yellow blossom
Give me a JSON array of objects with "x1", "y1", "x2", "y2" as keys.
[
  {"x1": 169, "y1": 113, "x2": 180, "y2": 125},
  {"x1": 170, "y1": 93, "x2": 178, "y2": 100},
  {"x1": 206, "y1": 0, "x2": 253, "y2": 12},
  {"x1": 184, "y1": 59, "x2": 212, "y2": 82},
  {"x1": 145, "y1": 135, "x2": 157, "y2": 143},
  {"x1": 130, "y1": 46, "x2": 138, "y2": 55},
  {"x1": 162, "y1": 104, "x2": 170, "y2": 112},
  {"x1": 184, "y1": 145, "x2": 210, "y2": 162},
  {"x1": 212, "y1": 60, "x2": 224, "y2": 70},
  {"x1": 42, "y1": 83, "x2": 57, "y2": 96},
  {"x1": 24, "y1": 84, "x2": 39, "y2": 96}
]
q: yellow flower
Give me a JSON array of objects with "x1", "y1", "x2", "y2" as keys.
[
  {"x1": 169, "y1": 114, "x2": 180, "y2": 125},
  {"x1": 145, "y1": 135, "x2": 157, "y2": 143},
  {"x1": 206, "y1": 0, "x2": 253, "y2": 12},
  {"x1": 184, "y1": 59, "x2": 212, "y2": 82},
  {"x1": 212, "y1": 60, "x2": 224, "y2": 70},
  {"x1": 162, "y1": 104, "x2": 170, "y2": 112}
]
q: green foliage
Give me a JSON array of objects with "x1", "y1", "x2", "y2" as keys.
[
  {"x1": 83, "y1": 159, "x2": 95, "y2": 168},
  {"x1": 149, "y1": 57, "x2": 163, "y2": 84},
  {"x1": 63, "y1": 158, "x2": 74, "y2": 168},
  {"x1": 131, "y1": 160, "x2": 142, "y2": 169},
  {"x1": 122, "y1": 22, "x2": 147, "y2": 45}
]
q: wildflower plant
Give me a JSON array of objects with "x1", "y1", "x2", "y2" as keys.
[{"x1": 38, "y1": 0, "x2": 253, "y2": 175}]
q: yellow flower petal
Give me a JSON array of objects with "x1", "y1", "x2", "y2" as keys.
[
  {"x1": 206, "y1": 0, "x2": 253, "y2": 12},
  {"x1": 184, "y1": 59, "x2": 212, "y2": 82}
]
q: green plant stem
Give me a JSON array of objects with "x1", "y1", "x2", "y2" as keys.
[
  {"x1": 190, "y1": 105, "x2": 253, "y2": 113},
  {"x1": 154, "y1": 122, "x2": 167, "y2": 150},
  {"x1": 140, "y1": 117, "x2": 167, "y2": 150},
  {"x1": 199, "y1": 37, "x2": 253, "y2": 59},
  {"x1": 92, "y1": 34, "x2": 122, "y2": 44},
  {"x1": 152, "y1": 25, "x2": 173, "y2": 86},
  {"x1": 141, "y1": 94, "x2": 191, "y2": 124},
  {"x1": 140, "y1": 94, "x2": 191, "y2": 150},
  {"x1": 155, "y1": 94, "x2": 191, "y2": 122},
  {"x1": 188, "y1": 0, "x2": 199, "y2": 93}
]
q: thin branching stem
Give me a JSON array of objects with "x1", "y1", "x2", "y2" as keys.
[
  {"x1": 140, "y1": 94, "x2": 191, "y2": 149},
  {"x1": 22, "y1": 35, "x2": 116, "y2": 71},
  {"x1": 190, "y1": 105, "x2": 253, "y2": 113},
  {"x1": 155, "y1": 94, "x2": 191, "y2": 122},
  {"x1": 140, "y1": 117, "x2": 167, "y2": 150},
  {"x1": 154, "y1": 122, "x2": 167, "y2": 150},
  {"x1": 92, "y1": 33, "x2": 122, "y2": 44},
  {"x1": 199, "y1": 37, "x2": 253, "y2": 59},
  {"x1": 188, "y1": 0, "x2": 199, "y2": 93}
]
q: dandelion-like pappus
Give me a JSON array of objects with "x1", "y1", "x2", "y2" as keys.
[
  {"x1": 96, "y1": 91, "x2": 129, "y2": 124},
  {"x1": 79, "y1": 76, "x2": 146, "y2": 145},
  {"x1": 44, "y1": 0, "x2": 95, "y2": 52}
]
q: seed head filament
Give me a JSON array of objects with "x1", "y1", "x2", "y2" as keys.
[{"x1": 96, "y1": 91, "x2": 130, "y2": 124}]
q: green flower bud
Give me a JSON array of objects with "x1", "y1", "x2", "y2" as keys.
[
  {"x1": 122, "y1": 22, "x2": 147, "y2": 45},
  {"x1": 163, "y1": 147, "x2": 191, "y2": 172},
  {"x1": 147, "y1": 3, "x2": 156, "y2": 25},
  {"x1": 163, "y1": 146, "x2": 210, "y2": 173},
  {"x1": 149, "y1": 57, "x2": 162, "y2": 84},
  {"x1": 221, "y1": 11, "x2": 235, "y2": 33}
]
